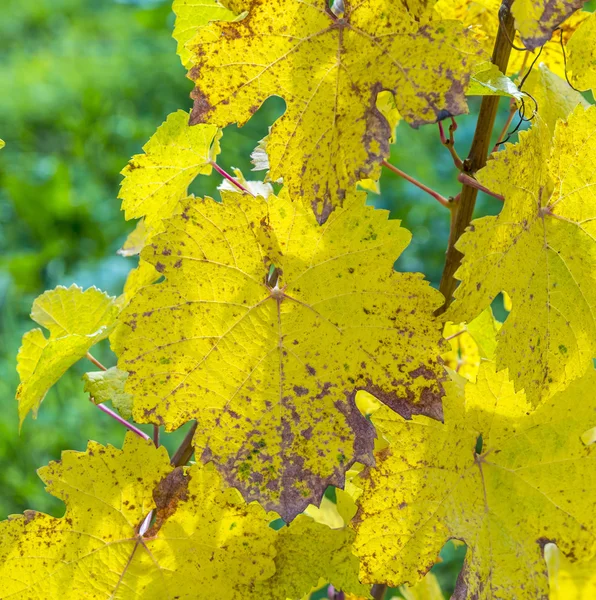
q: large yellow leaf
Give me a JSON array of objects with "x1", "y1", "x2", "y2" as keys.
[
  {"x1": 0, "y1": 433, "x2": 367, "y2": 599},
  {"x1": 119, "y1": 110, "x2": 221, "y2": 228},
  {"x1": 113, "y1": 189, "x2": 447, "y2": 520},
  {"x1": 546, "y1": 543, "x2": 596, "y2": 599},
  {"x1": 186, "y1": 0, "x2": 483, "y2": 222},
  {"x1": 567, "y1": 11, "x2": 596, "y2": 92},
  {"x1": 512, "y1": 0, "x2": 586, "y2": 50},
  {"x1": 353, "y1": 364, "x2": 596, "y2": 598},
  {"x1": 16, "y1": 285, "x2": 118, "y2": 425},
  {"x1": 447, "y1": 106, "x2": 596, "y2": 404}
]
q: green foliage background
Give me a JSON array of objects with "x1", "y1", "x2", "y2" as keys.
[{"x1": 0, "y1": 0, "x2": 551, "y2": 594}]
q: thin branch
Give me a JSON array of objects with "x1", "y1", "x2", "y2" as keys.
[
  {"x1": 86, "y1": 352, "x2": 107, "y2": 371},
  {"x1": 96, "y1": 402, "x2": 151, "y2": 441},
  {"x1": 437, "y1": 0, "x2": 516, "y2": 313},
  {"x1": 210, "y1": 161, "x2": 255, "y2": 196},
  {"x1": 153, "y1": 425, "x2": 160, "y2": 448},
  {"x1": 492, "y1": 101, "x2": 518, "y2": 153},
  {"x1": 438, "y1": 118, "x2": 464, "y2": 170},
  {"x1": 457, "y1": 173, "x2": 504, "y2": 202},
  {"x1": 382, "y1": 160, "x2": 451, "y2": 209},
  {"x1": 445, "y1": 328, "x2": 466, "y2": 342},
  {"x1": 171, "y1": 422, "x2": 198, "y2": 467}
]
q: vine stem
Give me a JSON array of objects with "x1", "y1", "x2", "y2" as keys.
[
  {"x1": 171, "y1": 422, "x2": 198, "y2": 467},
  {"x1": 96, "y1": 402, "x2": 152, "y2": 442},
  {"x1": 437, "y1": 0, "x2": 516, "y2": 313},
  {"x1": 457, "y1": 173, "x2": 504, "y2": 202},
  {"x1": 382, "y1": 159, "x2": 451, "y2": 209},
  {"x1": 209, "y1": 161, "x2": 255, "y2": 196},
  {"x1": 86, "y1": 352, "x2": 107, "y2": 371}
]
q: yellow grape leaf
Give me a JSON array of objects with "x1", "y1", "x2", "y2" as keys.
[
  {"x1": 546, "y1": 543, "x2": 596, "y2": 599},
  {"x1": 442, "y1": 307, "x2": 501, "y2": 381},
  {"x1": 0, "y1": 433, "x2": 369, "y2": 599},
  {"x1": 353, "y1": 364, "x2": 596, "y2": 598},
  {"x1": 217, "y1": 166, "x2": 275, "y2": 198},
  {"x1": 0, "y1": 433, "x2": 280, "y2": 599},
  {"x1": 255, "y1": 513, "x2": 370, "y2": 599},
  {"x1": 435, "y1": 0, "x2": 590, "y2": 79},
  {"x1": 16, "y1": 285, "x2": 118, "y2": 425},
  {"x1": 567, "y1": 11, "x2": 596, "y2": 92},
  {"x1": 83, "y1": 366, "x2": 133, "y2": 419},
  {"x1": 448, "y1": 106, "x2": 596, "y2": 405},
  {"x1": 512, "y1": 0, "x2": 586, "y2": 50},
  {"x1": 172, "y1": 0, "x2": 237, "y2": 68},
  {"x1": 467, "y1": 62, "x2": 525, "y2": 100},
  {"x1": 113, "y1": 189, "x2": 447, "y2": 520},
  {"x1": 520, "y1": 63, "x2": 590, "y2": 135},
  {"x1": 187, "y1": 0, "x2": 483, "y2": 222},
  {"x1": 119, "y1": 110, "x2": 221, "y2": 227}
]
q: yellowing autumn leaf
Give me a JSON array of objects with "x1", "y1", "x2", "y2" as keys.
[
  {"x1": 16, "y1": 285, "x2": 118, "y2": 425},
  {"x1": 0, "y1": 433, "x2": 279, "y2": 599},
  {"x1": 83, "y1": 366, "x2": 133, "y2": 419},
  {"x1": 0, "y1": 433, "x2": 369, "y2": 599},
  {"x1": 448, "y1": 106, "x2": 596, "y2": 404},
  {"x1": 113, "y1": 189, "x2": 447, "y2": 520},
  {"x1": 119, "y1": 109, "x2": 221, "y2": 228},
  {"x1": 353, "y1": 364, "x2": 596, "y2": 598},
  {"x1": 567, "y1": 11, "x2": 596, "y2": 92},
  {"x1": 172, "y1": 0, "x2": 236, "y2": 68},
  {"x1": 435, "y1": 0, "x2": 590, "y2": 79},
  {"x1": 546, "y1": 543, "x2": 596, "y2": 599},
  {"x1": 398, "y1": 572, "x2": 444, "y2": 600},
  {"x1": 512, "y1": 0, "x2": 585, "y2": 50},
  {"x1": 186, "y1": 0, "x2": 482, "y2": 221},
  {"x1": 520, "y1": 63, "x2": 590, "y2": 135}
]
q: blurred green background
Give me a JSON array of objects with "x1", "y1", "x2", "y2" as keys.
[{"x1": 0, "y1": 0, "x2": 548, "y2": 595}]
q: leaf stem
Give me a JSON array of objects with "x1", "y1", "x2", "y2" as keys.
[
  {"x1": 171, "y1": 421, "x2": 198, "y2": 467},
  {"x1": 445, "y1": 328, "x2": 466, "y2": 341},
  {"x1": 371, "y1": 584, "x2": 387, "y2": 600},
  {"x1": 491, "y1": 101, "x2": 518, "y2": 153},
  {"x1": 437, "y1": 0, "x2": 516, "y2": 313},
  {"x1": 96, "y1": 402, "x2": 151, "y2": 442},
  {"x1": 438, "y1": 118, "x2": 464, "y2": 170},
  {"x1": 382, "y1": 160, "x2": 451, "y2": 209},
  {"x1": 153, "y1": 425, "x2": 160, "y2": 447},
  {"x1": 457, "y1": 173, "x2": 504, "y2": 202},
  {"x1": 209, "y1": 161, "x2": 255, "y2": 196},
  {"x1": 86, "y1": 352, "x2": 107, "y2": 371}
]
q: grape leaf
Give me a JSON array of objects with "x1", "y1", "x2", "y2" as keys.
[
  {"x1": 172, "y1": 0, "x2": 236, "y2": 68},
  {"x1": 0, "y1": 433, "x2": 278, "y2": 599},
  {"x1": 353, "y1": 364, "x2": 596, "y2": 598},
  {"x1": 119, "y1": 110, "x2": 221, "y2": 228},
  {"x1": 119, "y1": 218, "x2": 148, "y2": 257},
  {"x1": 512, "y1": 0, "x2": 586, "y2": 50},
  {"x1": 447, "y1": 105, "x2": 596, "y2": 404},
  {"x1": 520, "y1": 63, "x2": 590, "y2": 135},
  {"x1": 567, "y1": 11, "x2": 596, "y2": 92},
  {"x1": 186, "y1": 0, "x2": 483, "y2": 222},
  {"x1": 0, "y1": 433, "x2": 369, "y2": 599},
  {"x1": 16, "y1": 285, "x2": 118, "y2": 425},
  {"x1": 467, "y1": 62, "x2": 525, "y2": 100},
  {"x1": 83, "y1": 366, "x2": 133, "y2": 419},
  {"x1": 113, "y1": 189, "x2": 447, "y2": 520},
  {"x1": 546, "y1": 543, "x2": 596, "y2": 599}
]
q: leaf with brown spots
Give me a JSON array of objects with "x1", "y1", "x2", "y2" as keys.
[
  {"x1": 353, "y1": 364, "x2": 596, "y2": 598},
  {"x1": 112, "y1": 189, "x2": 447, "y2": 520},
  {"x1": 448, "y1": 106, "x2": 596, "y2": 405},
  {"x1": 185, "y1": 0, "x2": 483, "y2": 222},
  {"x1": 0, "y1": 433, "x2": 278, "y2": 599}
]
